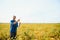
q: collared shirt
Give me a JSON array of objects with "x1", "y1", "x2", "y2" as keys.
[{"x1": 10, "y1": 20, "x2": 18, "y2": 32}]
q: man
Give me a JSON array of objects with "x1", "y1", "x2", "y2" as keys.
[{"x1": 10, "y1": 16, "x2": 20, "y2": 39}]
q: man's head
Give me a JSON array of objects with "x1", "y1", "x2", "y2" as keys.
[{"x1": 13, "y1": 16, "x2": 16, "y2": 20}]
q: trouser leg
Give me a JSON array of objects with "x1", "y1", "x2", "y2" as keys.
[
  {"x1": 13, "y1": 32, "x2": 16, "y2": 39},
  {"x1": 10, "y1": 32, "x2": 16, "y2": 39}
]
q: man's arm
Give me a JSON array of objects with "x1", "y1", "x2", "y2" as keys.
[
  {"x1": 12, "y1": 19, "x2": 20, "y2": 24},
  {"x1": 13, "y1": 21, "x2": 18, "y2": 24}
]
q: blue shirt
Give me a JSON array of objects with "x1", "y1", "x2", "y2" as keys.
[{"x1": 10, "y1": 20, "x2": 18, "y2": 33}]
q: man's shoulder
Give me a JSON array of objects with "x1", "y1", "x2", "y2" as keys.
[{"x1": 10, "y1": 20, "x2": 14, "y2": 22}]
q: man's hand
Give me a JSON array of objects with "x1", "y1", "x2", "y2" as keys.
[
  {"x1": 13, "y1": 19, "x2": 20, "y2": 24},
  {"x1": 17, "y1": 19, "x2": 20, "y2": 22},
  {"x1": 14, "y1": 22, "x2": 17, "y2": 24}
]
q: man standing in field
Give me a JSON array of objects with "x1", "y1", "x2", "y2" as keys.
[{"x1": 10, "y1": 16, "x2": 21, "y2": 39}]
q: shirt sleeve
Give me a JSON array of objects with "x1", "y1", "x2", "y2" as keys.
[
  {"x1": 10, "y1": 20, "x2": 14, "y2": 25},
  {"x1": 16, "y1": 22, "x2": 18, "y2": 27},
  {"x1": 10, "y1": 20, "x2": 18, "y2": 27}
]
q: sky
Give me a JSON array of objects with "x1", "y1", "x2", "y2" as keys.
[{"x1": 0, "y1": 0, "x2": 60, "y2": 23}]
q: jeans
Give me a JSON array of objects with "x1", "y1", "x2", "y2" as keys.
[{"x1": 10, "y1": 32, "x2": 16, "y2": 39}]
